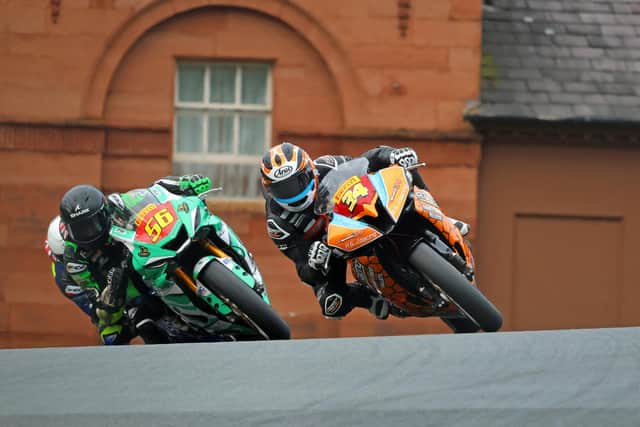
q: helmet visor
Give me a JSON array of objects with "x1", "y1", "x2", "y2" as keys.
[
  {"x1": 67, "y1": 209, "x2": 109, "y2": 245},
  {"x1": 269, "y1": 167, "x2": 315, "y2": 201}
]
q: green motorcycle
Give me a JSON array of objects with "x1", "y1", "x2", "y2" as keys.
[{"x1": 109, "y1": 184, "x2": 291, "y2": 341}]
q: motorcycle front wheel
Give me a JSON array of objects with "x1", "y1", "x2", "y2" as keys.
[
  {"x1": 200, "y1": 261, "x2": 291, "y2": 340},
  {"x1": 408, "y1": 242, "x2": 503, "y2": 332}
]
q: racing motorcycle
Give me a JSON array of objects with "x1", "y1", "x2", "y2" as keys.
[
  {"x1": 314, "y1": 158, "x2": 502, "y2": 333},
  {"x1": 109, "y1": 183, "x2": 291, "y2": 341}
]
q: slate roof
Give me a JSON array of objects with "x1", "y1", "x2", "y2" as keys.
[{"x1": 465, "y1": 0, "x2": 640, "y2": 123}]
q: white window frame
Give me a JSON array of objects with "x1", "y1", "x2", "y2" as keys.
[{"x1": 173, "y1": 60, "x2": 272, "y2": 198}]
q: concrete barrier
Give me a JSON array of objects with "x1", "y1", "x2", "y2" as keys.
[{"x1": 1, "y1": 327, "x2": 639, "y2": 426}]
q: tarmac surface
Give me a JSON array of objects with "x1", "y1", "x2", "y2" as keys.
[{"x1": 1, "y1": 327, "x2": 639, "y2": 426}]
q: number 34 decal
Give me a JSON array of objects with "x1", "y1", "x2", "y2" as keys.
[{"x1": 341, "y1": 182, "x2": 368, "y2": 211}]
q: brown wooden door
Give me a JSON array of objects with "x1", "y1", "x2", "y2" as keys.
[{"x1": 476, "y1": 142, "x2": 640, "y2": 331}]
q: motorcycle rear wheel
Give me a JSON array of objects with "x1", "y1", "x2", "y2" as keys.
[
  {"x1": 409, "y1": 243, "x2": 503, "y2": 332},
  {"x1": 200, "y1": 261, "x2": 291, "y2": 340}
]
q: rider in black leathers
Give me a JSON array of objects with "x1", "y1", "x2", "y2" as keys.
[{"x1": 261, "y1": 142, "x2": 443, "y2": 320}]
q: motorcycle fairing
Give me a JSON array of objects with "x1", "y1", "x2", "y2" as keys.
[
  {"x1": 109, "y1": 187, "x2": 269, "y2": 335},
  {"x1": 351, "y1": 256, "x2": 440, "y2": 316},
  {"x1": 369, "y1": 165, "x2": 410, "y2": 222},
  {"x1": 326, "y1": 166, "x2": 410, "y2": 253},
  {"x1": 413, "y1": 187, "x2": 473, "y2": 264},
  {"x1": 326, "y1": 213, "x2": 383, "y2": 252}
]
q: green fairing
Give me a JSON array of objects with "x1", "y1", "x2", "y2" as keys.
[{"x1": 109, "y1": 184, "x2": 270, "y2": 337}]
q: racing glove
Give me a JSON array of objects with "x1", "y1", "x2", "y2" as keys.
[
  {"x1": 389, "y1": 147, "x2": 419, "y2": 168},
  {"x1": 179, "y1": 174, "x2": 212, "y2": 196},
  {"x1": 308, "y1": 241, "x2": 331, "y2": 275},
  {"x1": 94, "y1": 265, "x2": 127, "y2": 325}
]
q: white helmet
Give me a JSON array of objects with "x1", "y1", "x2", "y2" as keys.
[{"x1": 46, "y1": 215, "x2": 65, "y2": 257}]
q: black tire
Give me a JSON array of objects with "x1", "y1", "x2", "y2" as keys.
[
  {"x1": 442, "y1": 317, "x2": 481, "y2": 334},
  {"x1": 409, "y1": 243, "x2": 503, "y2": 332},
  {"x1": 200, "y1": 261, "x2": 291, "y2": 340}
]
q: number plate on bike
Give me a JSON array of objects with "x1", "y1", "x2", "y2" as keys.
[
  {"x1": 332, "y1": 175, "x2": 378, "y2": 220},
  {"x1": 135, "y1": 202, "x2": 178, "y2": 244}
]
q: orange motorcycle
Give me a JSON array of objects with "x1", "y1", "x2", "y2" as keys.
[{"x1": 314, "y1": 158, "x2": 502, "y2": 333}]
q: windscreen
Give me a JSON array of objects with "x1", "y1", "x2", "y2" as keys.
[
  {"x1": 113, "y1": 188, "x2": 162, "y2": 230},
  {"x1": 313, "y1": 157, "x2": 369, "y2": 215}
]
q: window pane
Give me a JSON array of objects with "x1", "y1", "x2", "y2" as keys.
[
  {"x1": 207, "y1": 114, "x2": 234, "y2": 154},
  {"x1": 241, "y1": 64, "x2": 268, "y2": 105},
  {"x1": 173, "y1": 162, "x2": 209, "y2": 180},
  {"x1": 173, "y1": 162, "x2": 262, "y2": 198},
  {"x1": 210, "y1": 64, "x2": 236, "y2": 104},
  {"x1": 238, "y1": 114, "x2": 266, "y2": 155},
  {"x1": 210, "y1": 163, "x2": 262, "y2": 198},
  {"x1": 175, "y1": 113, "x2": 203, "y2": 153},
  {"x1": 177, "y1": 64, "x2": 204, "y2": 102}
]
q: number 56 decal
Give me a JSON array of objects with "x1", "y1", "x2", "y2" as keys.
[{"x1": 136, "y1": 204, "x2": 177, "y2": 243}]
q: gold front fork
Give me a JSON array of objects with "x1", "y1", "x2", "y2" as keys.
[
  {"x1": 174, "y1": 266, "x2": 198, "y2": 293},
  {"x1": 200, "y1": 240, "x2": 227, "y2": 258},
  {"x1": 173, "y1": 240, "x2": 226, "y2": 293}
]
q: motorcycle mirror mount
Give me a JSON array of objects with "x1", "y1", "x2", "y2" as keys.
[
  {"x1": 406, "y1": 162, "x2": 427, "y2": 171},
  {"x1": 198, "y1": 187, "x2": 223, "y2": 199}
]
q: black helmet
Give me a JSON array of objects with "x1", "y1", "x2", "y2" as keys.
[{"x1": 59, "y1": 185, "x2": 110, "y2": 248}]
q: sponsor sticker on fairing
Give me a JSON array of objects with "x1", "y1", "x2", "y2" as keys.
[
  {"x1": 220, "y1": 257, "x2": 235, "y2": 270},
  {"x1": 426, "y1": 207, "x2": 443, "y2": 221},
  {"x1": 196, "y1": 284, "x2": 212, "y2": 297}
]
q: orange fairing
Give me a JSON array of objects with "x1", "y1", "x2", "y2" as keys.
[
  {"x1": 413, "y1": 186, "x2": 473, "y2": 262},
  {"x1": 327, "y1": 215, "x2": 383, "y2": 252},
  {"x1": 350, "y1": 256, "x2": 446, "y2": 316},
  {"x1": 378, "y1": 166, "x2": 410, "y2": 222}
]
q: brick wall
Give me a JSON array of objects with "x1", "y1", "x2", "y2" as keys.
[{"x1": 0, "y1": 0, "x2": 482, "y2": 347}]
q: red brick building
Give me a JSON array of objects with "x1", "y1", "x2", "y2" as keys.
[
  {"x1": 469, "y1": 0, "x2": 640, "y2": 332},
  {"x1": 2, "y1": 0, "x2": 638, "y2": 348}
]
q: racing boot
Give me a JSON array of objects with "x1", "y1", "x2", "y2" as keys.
[
  {"x1": 135, "y1": 317, "x2": 170, "y2": 344},
  {"x1": 127, "y1": 296, "x2": 170, "y2": 344}
]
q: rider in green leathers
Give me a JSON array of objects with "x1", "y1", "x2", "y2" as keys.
[{"x1": 58, "y1": 175, "x2": 212, "y2": 345}]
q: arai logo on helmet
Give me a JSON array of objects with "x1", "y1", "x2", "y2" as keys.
[{"x1": 273, "y1": 165, "x2": 294, "y2": 179}]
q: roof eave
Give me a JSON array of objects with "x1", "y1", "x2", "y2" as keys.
[{"x1": 465, "y1": 113, "x2": 640, "y2": 128}]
